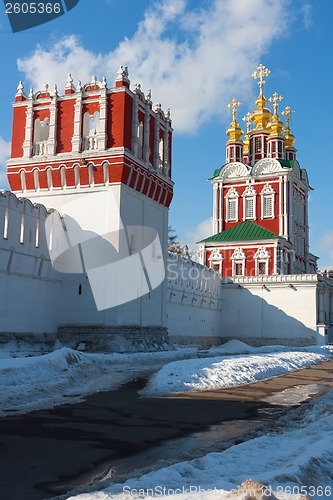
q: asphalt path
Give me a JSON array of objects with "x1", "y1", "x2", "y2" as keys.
[{"x1": 0, "y1": 359, "x2": 332, "y2": 500}]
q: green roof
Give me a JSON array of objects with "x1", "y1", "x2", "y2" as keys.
[
  {"x1": 277, "y1": 158, "x2": 294, "y2": 169},
  {"x1": 199, "y1": 221, "x2": 281, "y2": 243}
]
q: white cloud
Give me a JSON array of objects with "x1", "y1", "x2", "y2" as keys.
[
  {"x1": 300, "y1": 3, "x2": 313, "y2": 29},
  {"x1": 185, "y1": 217, "x2": 212, "y2": 250},
  {"x1": 17, "y1": 0, "x2": 291, "y2": 134},
  {"x1": 0, "y1": 136, "x2": 11, "y2": 189}
]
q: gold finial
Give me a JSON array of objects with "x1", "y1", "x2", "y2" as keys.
[
  {"x1": 227, "y1": 98, "x2": 241, "y2": 122},
  {"x1": 269, "y1": 92, "x2": 283, "y2": 114},
  {"x1": 281, "y1": 105, "x2": 295, "y2": 126},
  {"x1": 242, "y1": 112, "x2": 252, "y2": 133},
  {"x1": 252, "y1": 64, "x2": 271, "y2": 93}
]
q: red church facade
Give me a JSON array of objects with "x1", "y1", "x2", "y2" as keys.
[{"x1": 199, "y1": 64, "x2": 317, "y2": 278}]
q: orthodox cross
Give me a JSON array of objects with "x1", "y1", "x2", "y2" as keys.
[
  {"x1": 227, "y1": 98, "x2": 241, "y2": 122},
  {"x1": 268, "y1": 92, "x2": 283, "y2": 114},
  {"x1": 242, "y1": 112, "x2": 252, "y2": 133},
  {"x1": 252, "y1": 64, "x2": 271, "y2": 92},
  {"x1": 281, "y1": 105, "x2": 295, "y2": 126}
]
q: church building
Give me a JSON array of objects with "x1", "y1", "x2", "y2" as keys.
[{"x1": 198, "y1": 64, "x2": 317, "y2": 278}]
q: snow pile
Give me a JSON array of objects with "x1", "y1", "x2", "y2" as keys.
[
  {"x1": 142, "y1": 347, "x2": 333, "y2": 396},
  {"x1": 68, "y1": 390, "x2": 333, "y2": 500},
  {"x1": 0, "y1": 345, "x2": 201, "y2": 415}
]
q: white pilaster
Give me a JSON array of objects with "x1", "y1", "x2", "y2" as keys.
[
  {"x1": 47, "y1": 90, "x2": 58, "y2": 156},
  {"x1": 131, "y1": 95, "x2": 139, "y2": 157},
  {"x1": 71, "y1": 87, "x2": 83, "y2": 154},
  {"x1": 98, "y1": 81, "x2": 108, "y2": 150},
  {"x1": 143, "y1": 107, "x2": 151, "y2": 166},
  {"x1": 23, "y1": 96, "x2": 34, "y2": 158}
]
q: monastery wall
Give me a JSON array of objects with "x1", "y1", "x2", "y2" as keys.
[
  {"x1": 0, "y1": 191, "x2": 61, "y2": 341},
  {"x1": 220, "y1": 274, "x2": 333, "y2": 346},
  {"x1": 166, "y1": 253, "x2": 223, "y2": 346}
]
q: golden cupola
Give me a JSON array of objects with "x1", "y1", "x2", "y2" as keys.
[
  {"x1": 225, "y1": 98, "x2": 244, "y2": 163},
  {"x1": 250, "y1": 64, "x2": 272, "y2": 130},
  {"x1": 282, "y1": 106, "x2": 297, "y2": 161},
  {"x1": 268, "y1": 92, "x2": 284, "y2": 137}
]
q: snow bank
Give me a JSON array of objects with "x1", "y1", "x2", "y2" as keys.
[
  {"x1": 68, "y1": 390, "x2": 333, "y2": 500},
  {"x1": 142, "y1": 347, "x2": 333, "y2": 396}
]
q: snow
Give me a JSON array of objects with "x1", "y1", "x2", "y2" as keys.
[
  {"x1": 67, "y1": 389, "x2": 333, "y2": 500},
  {"x1": 1, "y1": 340, "x2": 333, "y2": 499},
  {"x1": 142, "y1": 346, "x2": 333, "y2": 396}
]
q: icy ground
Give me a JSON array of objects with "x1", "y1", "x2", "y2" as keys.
[{"x1": 1, "y1": 340, "x2": 333, "y2": 499}]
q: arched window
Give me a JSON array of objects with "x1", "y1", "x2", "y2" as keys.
[
  {"x1": 33, "y1": 169, "x2": 39, "y2": 190},
  {"x1": 231, "y1": 247, "x2": 246, "y2": 276},
  {"x1": 46, "y1": 168, "x2": 53, "y2": 189},
  {"x1": 254, "y1": 246, "x2": 270, "y2": 275},
  {"x1": 20, "y1": 170, "x2": 26, "y2": 191},
  {"x1": 103, "y1": 162, "x2": 109, "y2": 185},
  {"x1": 83, "y1": 111, "x2": 99, "y2": 151},
  {"x1": 60, "y1": 167, "x2": 66, "y2": 189},
  {"x1": 74, "y1": 165, "x2": 80, "y2": 187},
  {"x1": 88, "y1": 163, "x2": 94, "y2": 186},
  {"x1": 208, "y1": 248, "x2": 223, "y2": 274},
  {"x1": 33, "y1": 117, "x2": 49, "y2": 156}
]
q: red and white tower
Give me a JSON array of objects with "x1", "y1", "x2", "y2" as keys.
[
  {"x1": 199, "y1": 64, "x2": 317, "y2": 277},
  {"x1": 7, "y1": 66, "x2": 174, "y2": 342}
]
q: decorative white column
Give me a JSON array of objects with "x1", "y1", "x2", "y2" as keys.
[
  {"x1": 23, "y1": 90, "x2": 34, "y2": 158},
  {"x1": 163, "y1": 126, "x2": 169, "y2": 176},
  {"x1": 213, "y1": 183, "x2": 218, "y2": 234},
  {"x1": 143, "y1": 107, "x2": 151, "y2": 166},
  {"x1": 98, "y1": 77, "x2": 108, "y2": 151},
  {"x1": 218, "y1": 183, "x2": 223, "y2": 233},
  {"x1": 71, "y1": 83, "x2": 83, "y2": 154},
  {"x1": 47, "y1": 85, "x2": 58, "y2": 156},
  {"x1": 131, "y1": 94, "x2": 139, "y2": 157},
  {"x1": 154, "y1": 112, "x2": 161, "y2": 170}
]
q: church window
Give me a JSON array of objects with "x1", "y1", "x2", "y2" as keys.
[
  {"x1": 226, "y1": 187, "x2": 239, "y2": 222},
  {"x1": 74, "y1": 165, "x2": 80, "y2": 187},
  {"x1": 46, "y1": 168, "x2": 53, "y2": 189},
  {"x1": 60, "y1": 167, "x2": 66, "y2": 189},
  {"x1": 208, "y1": 248, "x2": 223, "y2": 274},
  {"x1": 263, "y1": 195, "x2": 273, "y2": 217},
  {"x1": 235, "y1": 262, "x2": 243, "y2": 276},
  {"x1": 88, "y1": 164, "x2": 94, "y2": 186},
  {"x1": 261, "y1": 183, "x2": 275, "y2": 219},
  {"x1": 244, "y1": 197, "x2": 255, "y2": 219},
  {"x1": 258, "y1": 261, "x2": 267, "y2": 275},
  {"x1": 231, "y1": 247, "x2": 246, "y2": 276},
  {"x1": 254, "y1": 246, "x2": 270, "y2": 275},
  {"x1": 255, "y1": 137, "x2": 261, "y2": 153},
  {"x1": 103, "y1": 162, "x2": 109, "y2": 185}
]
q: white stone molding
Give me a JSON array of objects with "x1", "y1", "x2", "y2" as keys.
[
  {"x1": 23, "y1": 97, "x2": 34, "y2": 158},
  {"x1": 221, "y1": 161, "x2": 250, "y2": 180},
  {"x1": 254, "y1": 246, "x2": 270, "y2": 260},
  {"x1": 72, "y1": 88, "x2": 83, "y2": 154},
  {"x1": 253, "y1": 157, "x2": 285, "y2": 176},
  {"x1": 231, "y1": 247, "x2": 246, "y2": 260},
  {"x1": 98, "y1": 84, "x2": 108, "y2": 150}
]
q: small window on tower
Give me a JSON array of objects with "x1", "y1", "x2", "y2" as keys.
[{"x1": 255, "y1": 137, "x2": 261, "y2": 153}]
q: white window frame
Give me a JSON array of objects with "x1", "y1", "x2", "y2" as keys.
[
  {"x1": 231, "y1": 247, "x2": 246, "y2": 276},
  {"x1": 208, "y1": 248, "x2": 223, "y2": 274},
  {"x1": 254, "y1": 246, "x2": 270, "y2": 276},
  {"x1": 226, "y1": 187, "x2": 239, "y2": 222},
  {"x1": 242, "y1": 185, "x2": 256, "y2": 221},
  {"x1": 261, "y1": 183, "x2": 275, "y2": 219}
]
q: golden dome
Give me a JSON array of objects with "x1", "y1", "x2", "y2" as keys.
[
  {"x1": 250, "y1": 64, "x2": 272, "y2": 130},
  {"x1": 268, "y1": 92, "x2": 284, "y2": 137},
  {"x1": 281, "y1": 106, "x2": 296, "y2": 147},
  {"x1": 226, "y1": 98, "x2": 243, "y2": 143}
]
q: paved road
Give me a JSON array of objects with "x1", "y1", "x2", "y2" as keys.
[{"x1": 0, "y1": 360, "x2": 332, "y2": 500}]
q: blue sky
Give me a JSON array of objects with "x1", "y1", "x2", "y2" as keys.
[{"x1": 0, "y1": 0, "x2": 332, "y2": 267}]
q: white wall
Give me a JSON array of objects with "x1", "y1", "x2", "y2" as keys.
[
  {"x1": 166, "y1": 254, "x2": 222, "y2": 345},
  {"x1": 221, "y1": 275, "x2": 325, "y2": 346},
  {"x1": 0, "y1": 191, "x2": 61, "y2": 338}
]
